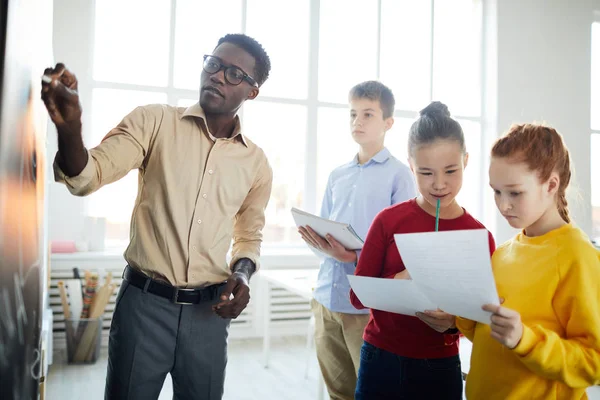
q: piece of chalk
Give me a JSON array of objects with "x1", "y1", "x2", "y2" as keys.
[{"x1": 41, "y1": 75, "x2": 52, "y2": 84}]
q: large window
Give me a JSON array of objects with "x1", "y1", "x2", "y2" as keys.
[
  {"x1": 591, "y1": 21, "x2": 600, "y2": 242},
  {"x1": 87, "y1": 0, "x2": 483, "y2": 248}
]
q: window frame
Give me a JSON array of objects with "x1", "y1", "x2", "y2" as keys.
[{"x1": 87, "y1": 0, "x2": 485, "y2": 250}]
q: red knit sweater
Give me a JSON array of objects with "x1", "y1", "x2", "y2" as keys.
[{"x1": 350, "y1": 198, "x2": 495, "y2": 359}]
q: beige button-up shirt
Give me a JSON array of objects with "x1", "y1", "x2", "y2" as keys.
[{"x1": 54, "y1": 103, "x2": 272, "y2": 287}]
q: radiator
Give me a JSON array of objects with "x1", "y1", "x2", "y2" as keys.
[{"x1": 49, "y1": 252, "x2": 318, "y2": 348}]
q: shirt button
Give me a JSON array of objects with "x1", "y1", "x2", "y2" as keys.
[
  {"x1": 192, "y1": 245, "x2": 197, "y2": 250},
  {"x1": 333, "y1": 283, "x2": 338, "y2": 288},
  {"x1": 208, "y1": 169, "x2": 214, "y2": 174},
  {"x1": 202, "y1": 193, "x2": 207, "y2": 199},
  {"x1": 197, "y1": 219, "x2": 202, "y2": 224}
]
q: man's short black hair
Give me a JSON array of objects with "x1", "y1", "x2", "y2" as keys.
[{"x1": 216, "y1": 34, "x2": 271, "y2": 87}]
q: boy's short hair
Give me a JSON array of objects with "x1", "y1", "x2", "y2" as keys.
[{"x1": 348, "y1": 81, "x2": 395, "y2": 119}]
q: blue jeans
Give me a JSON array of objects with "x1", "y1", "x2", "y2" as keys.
[{"x1": 355, "y1": 341, "x2": 463, "y2": 400}]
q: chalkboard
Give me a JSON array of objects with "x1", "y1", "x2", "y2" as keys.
[{"x1": 0, "y1": 0, "x2": 50, "y2": 398}]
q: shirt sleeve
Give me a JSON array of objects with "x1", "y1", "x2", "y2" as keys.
[
  {"x1": 391, "y1": 167, "x2": 417, "y2": 205},
  {"x1": 349, "y1": 211, "x2": 388, "y2": 309},
  {"x1": 455, "y1": 317, "x2": 477, "y2": 342},
  {"x1": 512, "y1": 247, "x2": 600, "y2": 388},
  {"x1": 229, "y1": 155, "x2": 273, "y2": 271},
  {"x1": 487, "y1": 230, "x2": 497, "y2": 255},
  {"x1": 319, "y1": 173, "x2": 334, "y2": 219},
  {"x1": 53, "y1": 106, "x2": 155, "y2": 196}
]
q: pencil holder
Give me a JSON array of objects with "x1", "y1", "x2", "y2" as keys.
[{"x1": 65, "y1": 317, "x2": 103, "y2": 364}]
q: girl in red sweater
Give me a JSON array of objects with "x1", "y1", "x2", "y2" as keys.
[{"x1": 350, "y1": 101, "x2": 495, "y2": 399}]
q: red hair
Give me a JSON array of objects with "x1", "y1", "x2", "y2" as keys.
[{"x1": 491, "y1": 123, "x2": 572, "y2": 223}]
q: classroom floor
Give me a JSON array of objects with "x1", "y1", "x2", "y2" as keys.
[
  {"x1": 47, "y1": 336, "x2": 323, "y2": 400},
  {"x1": 47, "y1": 336, "x2": 600, "y2": 400}
]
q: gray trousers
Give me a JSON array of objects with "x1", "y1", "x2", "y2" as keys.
[{"x1": 104, "y1": 280, "x2": 231, "y2": 400}]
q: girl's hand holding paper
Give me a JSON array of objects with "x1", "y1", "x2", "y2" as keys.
[
  {"x1": 416, "y1": 309, "x2": 456, "y2": 333},
  {"x1": 482, "y1": 300, "x2": 524, "y2": 349},
  {"x1": 393, "y1": 269, "x2": 411, "y2": 280}
]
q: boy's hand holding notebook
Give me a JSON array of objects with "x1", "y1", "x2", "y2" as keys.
[
  {"x1": 291, "y1": 207, "x2": 364, "y2": 250},
  {"x1": 298, "y1": 225, "x2": 358, "y2": 263}
]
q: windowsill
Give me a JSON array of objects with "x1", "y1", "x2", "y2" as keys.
[{"x1": 50, "y1": 245, "x2": 320, "y2": 268}]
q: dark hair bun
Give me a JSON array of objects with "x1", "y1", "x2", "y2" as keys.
[{"x1": 419, "y1": 101, "x2": 451, "y2": 118}]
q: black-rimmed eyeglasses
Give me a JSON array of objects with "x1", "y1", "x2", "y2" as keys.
[{"x1": 202, "y1": 55, "x2": 258, "y2": 87}]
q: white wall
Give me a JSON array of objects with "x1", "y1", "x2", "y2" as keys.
[
  {"x1": 47, "y1": 0, "x2": 599, "y2": 245},
  {"x1": 487, "y1": 0, "x2": 598, "y2": 243}
]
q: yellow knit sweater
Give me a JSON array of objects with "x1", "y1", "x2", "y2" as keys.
[{"x1": 457, "y1": 224, "x2": 600, "y2": 399}]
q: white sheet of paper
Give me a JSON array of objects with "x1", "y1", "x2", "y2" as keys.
[
  {"x1": 393, "y1": 229, "x2": 499, "y2": 324},
  {"x1": 65, "y1": 279, "x2": 83, "y2": 327},
  {"x1": 347, "y1": 275, "x2": 437, "y2": 316}
]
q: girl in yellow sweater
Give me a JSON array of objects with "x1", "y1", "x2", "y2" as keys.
[{"x1": 457, "y1": 123, "x2": 600, "y2": 399}]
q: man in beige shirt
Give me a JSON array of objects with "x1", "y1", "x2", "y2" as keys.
[{"x1": 41, "y1": 34, "x2": 272, "y2": 400}]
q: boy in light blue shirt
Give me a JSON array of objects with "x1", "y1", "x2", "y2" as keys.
[{"x1": 299, "y1": 81, "x2": 416, "y2": 400}]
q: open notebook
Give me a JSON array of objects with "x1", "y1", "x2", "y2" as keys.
[{"x1": 291, "y1": 207, "x2": 364, "y2": 250}]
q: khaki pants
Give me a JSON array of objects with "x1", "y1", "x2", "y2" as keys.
[{"x1": 311, "y1": 299, "x2": 370, "y2": 400}]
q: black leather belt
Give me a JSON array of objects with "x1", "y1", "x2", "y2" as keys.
[{"x1": 123, "y1": 265, "x2": 223, "y2": 305}]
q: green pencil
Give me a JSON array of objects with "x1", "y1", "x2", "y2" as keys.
[{"x1": 435, "y1": 198, "x2": 440, "y2": 232}]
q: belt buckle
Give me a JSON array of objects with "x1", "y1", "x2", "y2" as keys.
[{"x1": 172, "y1": 287, "x2": 196, "y2": 305}]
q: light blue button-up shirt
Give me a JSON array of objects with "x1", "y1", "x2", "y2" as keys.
[{"x1": 313, "y1": 147, "x2": 417, "y2": 313}]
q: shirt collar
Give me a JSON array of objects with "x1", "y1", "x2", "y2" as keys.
[
  {"x1": 350, "y1": 147, "x2": 392, "y2": 166},
  {"x1": 181, "y1": 102, "x2": 248, "y2": 147}
]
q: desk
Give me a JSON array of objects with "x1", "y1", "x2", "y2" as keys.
[
  {"x1": 259, "y1": 268, "x2": 318, "y2": 367},
  {"x1": 259, "y1": 269, "x2": 325, "y2": 399}
]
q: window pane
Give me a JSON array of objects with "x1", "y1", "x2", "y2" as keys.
[
  {"x1": 242, "y1": 102, "x2": 306, "y2": 244},
  {"x1": 94, "y1": 0, "x2": 171, "y2": 86},
  {"x1": 246, "y1": 0, "x2": 309, "y2": 99},
  {"x1": 383, "y1": 117, "x2": 414, "y2": 166},
  {"x1": 88, "y1": 89, "x2": 168, "y2": 230},
  {"x1": 316, "y1": 107, "x2": 358, "y2": 208},
  {"x1": 319, "y1": 0, "x2": 378, "y2": 103},
  {"x1": 592, "y1": 22, "x2": 600, "y2": 130},
  {"x1": 173, "y1": 0, "x2": 242, "y2": 90},
  {"x1": 177, "y1": 98, "x2": 197, "y2": 108},
  {"x1": 592, "y1": 134, "x2": 600, "y2": 240},
  {"x1": 432, "y1": 0, "x2": 482, "y2": 117},
  {"x1": 90, "y1": 89, "x2": 168, "y2": 144},
  {"x1": 380, "y1": 0, "x2": 432, "y2": 111},
  {"x1": 455, "y1": 120, "x2": 482, "y2": 220}
]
